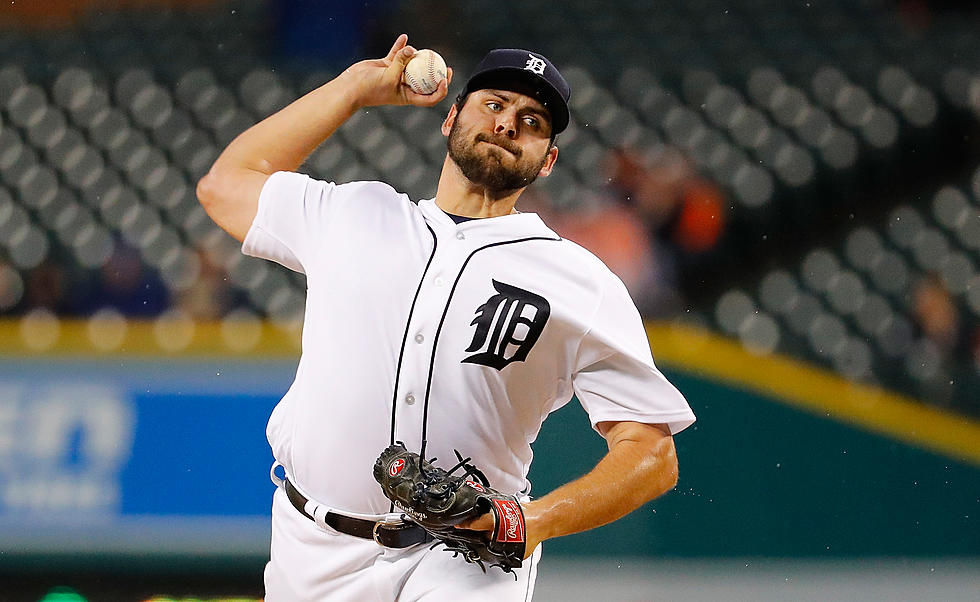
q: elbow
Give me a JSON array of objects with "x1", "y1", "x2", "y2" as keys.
[
  {"x1": 663, "y1": 452, "x2": 679, "y2": 491},
  {"x1": 193, "y1": 164, "x2": 263, "y2": 243},
  {"x1": 652, "y1": 436, "x2": 679, "y2": 496},
  {"x1": 196, "y1": 169, "x2": 221, "y2": 213},
  {"x1": 196, "y1": 164, "x2": 238, "y2": 222}
]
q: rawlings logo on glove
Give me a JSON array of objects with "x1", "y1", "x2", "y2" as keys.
[
  {"x1": 373, "y1": 442, "x2": 526, "y2": 572},
  {"x1": 493, "y1": 499, "x2": 525, "y2": 543}
]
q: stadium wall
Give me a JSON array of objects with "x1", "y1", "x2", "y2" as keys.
[{"x1": 0, "y1": 319, "x2": 977, "y2": 574}]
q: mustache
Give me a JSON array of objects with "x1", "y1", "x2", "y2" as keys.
[{"x1": 475, "y1": 132, "x2": 522, "y2": 157}]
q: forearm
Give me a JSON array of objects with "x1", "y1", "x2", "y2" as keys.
[
  {"x1": 526, "y1": 422, "x2": 678, "y2": 542},
  {"x1": 196, "y1": 35, "x2": 447, "y2": 242},
  {"x1": 210, "y1": 35, "x2": 447, "y2": 178},
  {"x1": 195, "y1": 71, "x2": 366, "y2": 240}
]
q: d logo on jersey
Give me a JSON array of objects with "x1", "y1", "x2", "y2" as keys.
[{"x1": 462, "y1": 280, "x2": 550, "y2": 371}]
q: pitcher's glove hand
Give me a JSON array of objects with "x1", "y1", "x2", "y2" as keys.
[{"x1": 373, "y1": 442, "x2": 526, "y2": 572}]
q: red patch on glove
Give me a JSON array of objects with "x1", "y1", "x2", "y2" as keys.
[{"x1": 492, "y1": 498, "x2": 525, "y2": 543}]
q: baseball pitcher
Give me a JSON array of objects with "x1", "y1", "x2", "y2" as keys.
[{"x1": 197, "y1": 34, "x2": 696, "y2": 601}]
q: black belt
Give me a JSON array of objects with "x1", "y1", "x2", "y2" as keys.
[{"x1": 283, "y1": 478, "x2": 434, "y2": 548}]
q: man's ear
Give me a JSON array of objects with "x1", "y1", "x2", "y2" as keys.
[
  {"x1": 538, "y1": 145, "x2": 559, "y2": 178},
  {"x1": 441, "y1": 103, "x2": 458, "y2": 137}
]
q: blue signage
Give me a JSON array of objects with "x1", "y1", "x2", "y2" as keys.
[{"x1": 0, "y1": 358, "x2": 295, "y2": 556}]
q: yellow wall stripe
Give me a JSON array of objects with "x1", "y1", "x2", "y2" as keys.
[
  {"x1": 646, "y1": 322, "x2": 980, "y2": 467},
  {"x1": 1, "y1": 318, "x2": 977, "y2": 466},
  {"x1": 0, "y1": 318, "x2": 301, "y2": 357}
]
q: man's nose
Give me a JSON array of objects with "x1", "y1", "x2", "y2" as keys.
[{"x1": 494, "y1": 114, "x2": 517, "y2": 139}]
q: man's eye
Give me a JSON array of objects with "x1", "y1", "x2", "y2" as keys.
[
  {"x1": 523, "y1": 116, "x2": 539, "y2": 128},
  {"x1": 487, "y1": 102, "x2": 501, "y2": 111}
]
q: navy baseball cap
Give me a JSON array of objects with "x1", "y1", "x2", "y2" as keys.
[{"x1": 459, "y1": 49, "x2": 571, "y2": 134}]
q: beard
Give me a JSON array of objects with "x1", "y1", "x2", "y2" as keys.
[{"x1": 447, "y1": 117, "x2": 549, "y2": 193}]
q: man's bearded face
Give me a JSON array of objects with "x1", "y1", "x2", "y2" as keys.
[{"x1": 447, "y1": 106, "x2": 550, "y2": 193}]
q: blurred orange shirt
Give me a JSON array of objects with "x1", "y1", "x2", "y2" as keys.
[{"x1": 552, "y1": 202, "x2": 655, "y2": 298}]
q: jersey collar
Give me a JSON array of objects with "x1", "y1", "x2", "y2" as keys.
[{"x1": 418, "y1": 198, "x2": 560, "y2": 241}]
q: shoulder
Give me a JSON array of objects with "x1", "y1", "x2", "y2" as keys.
[
  {"x1": 327, "y1": 179, "x2": 411, "y2": 205},
  {"x1": 288, "y1": 175, "x2": 416, "y2": 213},
  {"x1": 266, "y1": 172, "x2": 408, "y2": 200},
  {"x1": 334, "y1": 179, "x2": 405, "y2": 198},
  {"x1": 552, "y1": 236, "x2": 625, "y2": 291},
  {"x1": 258, "y1": 174, "x2": 422, "y2": 232}
]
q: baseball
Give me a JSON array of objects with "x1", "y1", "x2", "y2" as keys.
[{"x1": 403, "y1": 49, "x2": 447, "y2": 95}]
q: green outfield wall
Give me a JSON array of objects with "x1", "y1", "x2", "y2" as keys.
[
  {"x1": 529, "y1": 323, "x2": 980, "y2": 558},
  {"x1": 530, "y1": 371, "x2": 980, "y2": 557}
]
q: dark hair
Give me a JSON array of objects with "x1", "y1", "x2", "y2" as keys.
[{"x1": 454, "y1": 92, "x2": 559, "y2": 149}]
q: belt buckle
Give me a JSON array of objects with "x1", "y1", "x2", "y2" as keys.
[{"x1": 372, "y1": 518, "x2": 405, "y2": 546}]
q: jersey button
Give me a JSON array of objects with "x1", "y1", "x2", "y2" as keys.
[
  {"x1": 405, "y1": 393, "x2": 416, "y2": 405},
  {"x1": 434, "y1": 277, "x2": 444, "y2": 287},
  {"x1": 414, "y1": 333, "x2": 424, "y2": 344},
  {"x1": 456, "y1": 232, "x2": 465, "y2": 240}
]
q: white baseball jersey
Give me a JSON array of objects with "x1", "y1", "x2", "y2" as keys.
[{"x1": 243, "y1": 171, "x2": 696, "y2": 516}]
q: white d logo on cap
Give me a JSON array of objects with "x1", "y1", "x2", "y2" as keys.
[{"x1": 524, "y1": 54, "x2": 546, "y2": 75}]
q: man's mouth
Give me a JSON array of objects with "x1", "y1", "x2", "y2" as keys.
[{"x1": 476, "y1": 135, "x2": 520, "y2": 157}]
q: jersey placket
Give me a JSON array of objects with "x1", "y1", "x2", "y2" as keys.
[{"x1": 391, "y1": 223, "x2": 473, "y2": 453}]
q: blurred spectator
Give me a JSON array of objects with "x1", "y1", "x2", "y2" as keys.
[
  {"x1": 534, "y1": 146, "x2": 730, "y2": 317},
  {"x1": 912, "y1": 272, "x2": 961, "y2": 352},
  {"x1": 94, "y1": 242, "x2": 169, "y2": 316},
  {"x1": 552, "y1": 146, "x2": 728, "y2": 316},
  {"x1": 909, "y1": 272, "x2": 968, "y2": 406},
  {"x1": 174, "y1": 247, "x2": 237, "y2": 320},
  {"x1": 550, "y1": 191, "x2": 680, "y2": 318},
  {"x1": 24, "y1": 260, "x2": 70, "y2": 313},
  {"x1": 606, "y1": 147, "x2": 726, "y2": 258}
]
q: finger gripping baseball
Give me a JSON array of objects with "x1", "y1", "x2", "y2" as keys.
[
  {"x1": 373, "y1": 442, "x2": 526, "y2": 572},
  {"x1": 402, "y1": 49, "x2": 447, "y2": 95}
]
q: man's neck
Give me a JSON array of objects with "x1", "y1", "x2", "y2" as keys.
[{"x1": 433, "y1": 156, "x2": 522, "y2": 218}]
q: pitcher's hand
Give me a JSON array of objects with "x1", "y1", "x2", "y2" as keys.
[
  {"x1": 456, "y1": 500, "x2": 546, "y2": 560},
  {"x1": 344, "y1": 34, "x2": 453, "y2": 109}
]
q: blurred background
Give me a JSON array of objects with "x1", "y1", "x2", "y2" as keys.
[{"x1": 0, "y1": 0, "x2": 978, "y2": 600}]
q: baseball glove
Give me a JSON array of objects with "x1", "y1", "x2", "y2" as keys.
[{"x1": 373, "y1": 442, "x2": 526, "y2": 572}]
